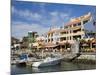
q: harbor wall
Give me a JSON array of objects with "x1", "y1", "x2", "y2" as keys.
[
  {"x1": 71, "y1": 54, "x2": 96, "y2": 64},
  {"x1": 77, "y1": 54, "x2": 96, "y2": 60}
]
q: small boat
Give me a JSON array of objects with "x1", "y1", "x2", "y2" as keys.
[
  {"x1": 16, "y1": 59, "x2": 27, "y2": 66},
  {"x1": 16, "y1": 53, "x2": 28, "y2": 66},
  {"x1": 32, "y1": 53, "x2": 62, "y2": 67}
]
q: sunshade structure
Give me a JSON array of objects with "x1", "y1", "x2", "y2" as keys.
[{"x1": 44, "y1": 43, "x2": 58, "y2": 48}]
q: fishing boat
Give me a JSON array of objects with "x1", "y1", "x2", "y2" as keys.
[{"x1": 32, "y1": 51, "x2": 62, "y2": 67}]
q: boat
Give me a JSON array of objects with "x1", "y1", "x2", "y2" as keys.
[
  {"x1": 32, "y1": 53, "x2": 62, "y2": 67},
  {"x1": 16, "y1": 53, "x2": 28, "y2": 66}
]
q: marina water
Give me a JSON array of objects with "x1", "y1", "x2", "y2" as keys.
[{"x1": 11, "y1": 61, "x2": 95, "y2": 75}]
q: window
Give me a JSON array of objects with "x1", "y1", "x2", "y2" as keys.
[
  {"x1": 67, "y1": 37, "x2": 69, "y2": 40},
  {"x1": 45, "y1": 40, "x2": 47, "y2": 42},
  {"x1": 83, "y1": 20, "x2": 88, "y2": 24},
  {"x1": 48, "y1": 39, "x2": 50, "y2": 42},
  {"x1": 70, "y1": 25, "x2": 72, "y2": 27},
  {"x1": 73, "y1": 24, "x2": 76, "y2": 27},
  {"x1": 70, "y1": 30, "x2": 72, "y2": 33},
  {"x1": 51, "y1": 38, "x2": 53, "y2": 41},
  {"x1": 60, "y1": 32, "x2": 66, "y2": 35},
  {"x1": 78, "y1": 22, "x2": 81, "y2": 26},
  {"x1": 66, "y1": 31, "x2": 68, "y2": 34},
  {"x1": 64, "y1": 26, "x2": 68, "y2": 29},
  {"x1": 60, "y1": 37, "x2": 66, "y2": 41},
  {"x1": 70, "y1": 36, "x2": 71, "y2": 40}
]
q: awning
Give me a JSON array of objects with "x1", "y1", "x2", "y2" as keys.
[
  {"x1": 44, "y1": 43, "x2": 58, "y2": 48},
  {"x1": 82, "y1": 43, "x2": 89, "y2": 46},
  {"x1": 91, "y1": 39, "x2": 96, "y2": 43},
  {"x1": 58, "y1": 41, "x2": 69, "y2": 45}
]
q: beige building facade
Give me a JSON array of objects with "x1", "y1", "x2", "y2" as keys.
[{"x1": 45, "y1": 12, "x2": 92, "y2": 44}]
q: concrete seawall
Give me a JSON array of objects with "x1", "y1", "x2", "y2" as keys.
[
  {"x1": 77, "y1": 55, "x2": 96, "y2": 60},
  {"x1": 62, "y1": 53, "x2": 96, "y2": 64},
  {"x1": 70, "y1": 54, "x2": 96, "y2": 64}
]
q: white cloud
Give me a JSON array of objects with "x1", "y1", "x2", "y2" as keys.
[
  {"x1": 11, "y1": 6, "x2": 71, "y2": 39},
  {"x1": 50, "y1": 11, "x2": 69, "y2": 18},
  {"x1": 12, "y1": 6, "x2": 71, "y2": 26},
  {"x1": 11, "y1": 21, "x2": 49, "y2": 39},
  {"x1": 12, "y1": 6, "x2": 42, "y2": 21},
  {"x1": 49, "y1": 11, "x2": 70, "y2": 26},
  {"x1": 60, "y1": 13, "x2": 69, "y2": 19},
  {"x1": 50, "y1": 11, "x2": 59, "y2": 17},
  {"x1": 11, "y1": 6, "x2": 16, "y2": 13}
]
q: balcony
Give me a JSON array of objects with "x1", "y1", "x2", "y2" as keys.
[
  {"x1": 72, "y1": 31, "x2": 85, "y2": 36},
  {"x1": 71, "y1": 26, "x2": 81, "y2": 30}
]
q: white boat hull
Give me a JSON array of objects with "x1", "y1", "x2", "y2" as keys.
[{"x1": 32, "y1": 58, "x2": 61, "y2": 67}]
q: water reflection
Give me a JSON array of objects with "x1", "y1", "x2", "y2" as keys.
[
  {"x1": 11, "y1": 61, "x2": 96, "y2": 75},
  {"x1": 32, "y1": 65, "x2": 61, "y2": 73}
]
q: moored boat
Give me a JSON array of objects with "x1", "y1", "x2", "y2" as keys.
[
  {"x1": 32, "y1": 53, "x2": 62, "y2": 67},
  {"x1": 16, "y1": 53, "x2": 28, "y2": 66}
]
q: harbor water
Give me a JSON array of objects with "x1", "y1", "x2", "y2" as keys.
[{"x1": 11, "y1": 61, "x2": 96, "y2": 75}]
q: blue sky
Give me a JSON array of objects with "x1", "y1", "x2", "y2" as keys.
[{"x1": 11, "y1": 1, "x2": 96, "y2": 39}]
